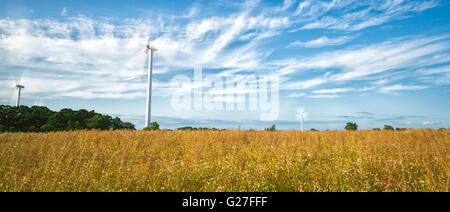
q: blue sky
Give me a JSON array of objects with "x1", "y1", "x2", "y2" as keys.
[{"x1": 0, "y1": 0, "x2": 449, "y2": 130}]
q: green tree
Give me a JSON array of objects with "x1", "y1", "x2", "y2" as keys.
[
  {"x1": 345, "y1": 122, "x2": 358, "y2": 131},
  {"x1": 86, "y1": 114, "x2": 112, "y2": 130},
  {"x1": 121, "y1": 122, "x2": 135, "y2": 130},
  {"x1": 265, "y1": 124, "x2": 276, "y2": 131},
  {"x1": 28, "y1": 106, "x2": 54, "y2": 131},
  {"x1": 40, "y1": 123, "x2": 54, "y2": 132},
  {"x1": 177, "y1": 126, "x2": 195, "y2": 130},
  {"x1": 46, "y1": 108, "x2": 74, "y2": 130},
  {"x1": 144, "y1": 122, "x2": 160, "y2": 130},
  {"x1": 384, "y1": 125, "x2": 394, "y2": 131}
]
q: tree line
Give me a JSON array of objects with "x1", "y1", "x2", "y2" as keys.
[
  {"x1": 144, "y1": 122, "x2": 223, "y2": 131},
  {"x1": 345, "y1": 122, "x2": 408, "y2": 131},
  {"x1": 344, "y1": 122, "x2": 447, "y2": 131},
  {"x1": 0, "y1": 105, "x2": 135, "y2": 132}
]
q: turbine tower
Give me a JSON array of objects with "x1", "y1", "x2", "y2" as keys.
[
  {"x1": 15, "y1": 84, "x2": 24, "y2": 107},
  {"x1": 300, "y1": 111, "x2": 304, "y2": 132},
  {"x1": 145, "y1": 41, "x2": 157, "y2": 128}
]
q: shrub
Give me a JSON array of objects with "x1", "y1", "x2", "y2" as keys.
[
  {"x1": 310, "y1": 128, "x2": 318, "y2": 131},
  {"x1": 144, "y1": 122, "x2": 160, "y2": 130},
  {"x1": 265, "y1": 124, "x2": 276, "y2": 131},
  {"x1": 384, "y1": 125, "x2": 394, "y2": 131},
  {"x1": 344, "y1": 122, "x2": 358, "y2": 131},
  {"x1": 177, "y1": 126, "x2": 195, "y2": 130},
  {"x1": 40, "y1": 124, "x2": 54, "y2": 132}
]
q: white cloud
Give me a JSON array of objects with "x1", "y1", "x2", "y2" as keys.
[
  {"x1": 313, "y1": 87, "x2": 353, "y2": 94},
  {"x1": 0, "y1": 0, "x2": 446, "y2": 102},
  {"x1": 313, "y1": 87, "x2": 374, "y2": 94},
  {"x1": 372, "y1": 79, "x2": 390, "y2": 85},
  {"x1": 294, "y1": 0, "x2": 351, "y2": 17},
  {"x1": 0, "y1": 3, "x2": 292, "y2": 100},
  {"x1": 423, "y1": 121, "x2": 442, "y2": 126},
  {"x1": 307, "y1": 94, "x2": 341, "y2": 99},
  {"x1": 379, "y1": 84, "x2": 428, "y2": 93},
  {"x1": 276, "y1": 0, "x2": 297, "y2": 12},
  {"x1": 289, "y1": 35, "x2": 353, "y2": 48},
  {"x1": 416, "y1": 65, "x2": 450, "y2": 75},
  {"x1": 279, "y1": 35, "x2": 450, "y2": 91},
  {"x1": 288, "y1": 92, "x2": 305, "y2": 97},
  {"x1": 297, "y1": 0, "x2": 440, "y2": 31},
  {"x1": 283, "y1": 77, "x2": 328, "y2": 90}
]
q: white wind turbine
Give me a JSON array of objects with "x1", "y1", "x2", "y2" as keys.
[
  {"x1": 145, "y1": 39, "x2": 158, "y2": 128},
  {"x1": 15, "y1": 83, "x2": 24, "y2": 107},
  {"x1": 296, "y1": 108, "x2": 307, "y2": 132},
  {"x1": 10, "y1": 71, "x2": 26, "y2": 107}
]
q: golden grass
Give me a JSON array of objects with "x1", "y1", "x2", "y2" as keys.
[{"x1": 0, "y1": 129, "x2": 448, "y2": 192}]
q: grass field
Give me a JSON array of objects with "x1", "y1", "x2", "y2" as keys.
[{"x1": 0, "y1": 129, "x2": 448, "y2": 192}]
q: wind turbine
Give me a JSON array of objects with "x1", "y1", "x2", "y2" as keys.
[
  {"x1": 145, "y1": 40, "x2": 158, "y2": 128},
  {"x1": 296, "y1": 108, "x2": 307, "y2": 132},
  {"x1": 9, "y1": 71, "x2": 25, "y2": 106},
  {"x1": 15, "y1": 83, "x2": 24, "y2": 107}
]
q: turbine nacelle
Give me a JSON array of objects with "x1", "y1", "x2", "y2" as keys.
[
  {"x1": 16, "y1": 84, "x2": 24, "y2": 89},
  {"x1": 146, "y1": 45, "x2": 158, "y2": 52}
]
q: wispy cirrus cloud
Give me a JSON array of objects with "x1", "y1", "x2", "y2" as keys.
[
  {"x1": 287, "y1": 92, "x2": 305, "y2": 98},
  {"x1": 313, "y1": 87, "x2": 374, "y2": 94},
  {"x1": 279, "y1": 35, "x2": 450, "y2": 92},
  {"x1": 0, "y1": 0, "x2": 446, "y2": 104},
  {"x1": 289, "y1": 35, "x2": 353, "y2": 48},
  {"x1": 297, "y1": 0, "x2": 441, "y2": 31},
  {"x1": 422, "y1": 120, "x2": 442, "y2": 126},
  {"x1": 379, "y1": 84, "x2": 429, "y2": 93},
  {"x1": 307, "y1": 94, "x2": 341, "y2": 99},
  {"x1": 0, "y1": 2, "x2": 290, "y2": 100}
]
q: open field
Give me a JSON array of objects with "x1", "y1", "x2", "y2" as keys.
[{"x1": 0, "y1": 129, "x2": 448, "y2": 192}]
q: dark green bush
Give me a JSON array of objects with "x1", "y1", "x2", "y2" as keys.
[
  {"x1": 384, "y1": 125, "x2": 394, "y2": 131},
  {"x1": 345, "y1": 122, "x2": 358, "y2": 131},
  {"x1": 265, "y1": 124, "x2": 276, "y2": 131},
  {"x1": 144, "y1": 122, "x2": 160, "y2": 131}
]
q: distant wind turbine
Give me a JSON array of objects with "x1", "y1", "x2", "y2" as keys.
[
  {"x1": 10, "y1": 71, "x2": 26, "y2": 106},
  {"x1": 145, "y1": 39, "x2": 158, "y2": 128},
  {"x1": 296, "y1": 108, "x2": 307, "y2": 132},
  {"x1": 15, "y1": 83, "x2": 24, "y2": 107}
]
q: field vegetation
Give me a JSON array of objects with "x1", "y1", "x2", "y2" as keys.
[{"x1": 0, "y1": 129, "x2": 448, "y2": 192}]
